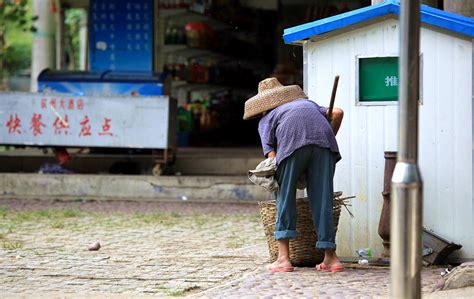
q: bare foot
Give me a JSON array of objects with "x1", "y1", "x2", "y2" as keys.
[
  {"x1": 322, "y1": 257, "x2": 342, "y2": 269},
  {"x1": 315, "y1": 262, "x2": 343, "y2": 272},
  {"x1": 266, "y1": 258, "x2": 294, "y2": 272},
  {"x1": 316, "y1": 250, "x2": 343, "y2": 272}
]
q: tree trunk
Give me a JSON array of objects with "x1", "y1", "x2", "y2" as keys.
[
  {"x1": 31, "y1": 0, "x2": 56, "y2": 92},
  {"x1": 55, "y1": 2, "x2": 66, "y2": 70},
  {"x1": 79, "y1": 15, "x2": 88, "y2": 70}
]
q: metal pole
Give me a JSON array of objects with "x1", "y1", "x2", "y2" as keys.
[{"x1": 391, "y1": 0, "x2": 423, "y2": 298}]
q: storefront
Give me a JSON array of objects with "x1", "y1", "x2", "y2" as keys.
[
  {"x1": 46, "y1": 0, "x2": 372, "y2": 148},
  {"x1": 1, "y1": 0, "x2": 373, "y2": 175}
]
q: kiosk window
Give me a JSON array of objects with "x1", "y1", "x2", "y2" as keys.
[{"x1": 358, "y1": 56, "x2": 399, "y2": 103}]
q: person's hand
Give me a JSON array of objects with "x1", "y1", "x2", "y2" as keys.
[
  {"x1": 267, "y1": 151, "x2": 276, "y2": 158},
  {"x1": 328, "y1": 108, "x2": 344, "y2": 136}
]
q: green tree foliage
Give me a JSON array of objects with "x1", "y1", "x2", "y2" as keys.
[
  {"x1": 65, "y1": 9, "x2": 86, "y2": 70},
  {"x1": 3, "y1": 37, "x2": 31, "y2": 74},
  {"x1": 0, "y1": 0, "x2": 37, "y2": 81}
]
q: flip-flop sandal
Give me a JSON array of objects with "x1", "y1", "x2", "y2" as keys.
[
  {"x1": 266, "y1": 263, "x2": 294, "y2": 273},
  {"x1": 316, "y1": 262, "x2": 344, "y2": 273}
]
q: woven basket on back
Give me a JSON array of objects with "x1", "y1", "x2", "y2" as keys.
[{"x1": 258, "y1": 192, "x2": 344, "y2": 267}]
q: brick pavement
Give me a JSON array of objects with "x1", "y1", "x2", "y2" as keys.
[
  {"x1": 0, "y1": 200, "x2": 445, "y2": 298},
  {"x1": 197, "y1": 262, "x2": 443, "y2": 298},
  {"x1": 0, "y1": 201, "x2": 266, "y2": 297}
]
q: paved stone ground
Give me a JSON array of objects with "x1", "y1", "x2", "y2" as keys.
[
  {"x1": 0, "y1": 199, "x2": 446, "y2": 298},
  {"x1": 198, "y1": 264, "x2": 442, "y2": 298}
]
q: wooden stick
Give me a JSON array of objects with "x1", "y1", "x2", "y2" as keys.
[
  {"x1": 327, "y1": 75, "x2": 339, "y2": 121},
  {"x1": 49, "y1": 104, "x2": 68, "y2": 127}
]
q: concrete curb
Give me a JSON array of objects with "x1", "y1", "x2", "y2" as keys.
[{"x1": 0, "y1": 173, "x2": 272, "y2": 202}]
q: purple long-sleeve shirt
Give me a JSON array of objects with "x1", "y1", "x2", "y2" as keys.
[{"x1": 258, "y1": 98, "x2": 341, "y2": 165}]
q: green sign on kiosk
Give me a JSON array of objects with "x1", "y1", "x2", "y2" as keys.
[{"x1": 358, "y1": 56, "x2": 399, "y2": 102}]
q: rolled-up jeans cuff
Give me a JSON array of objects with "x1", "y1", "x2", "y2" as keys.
[
  {"x1": 274, "y1": 230, "x2": 297, "y2": 240},
  {"x1": 316, "y1": 241, "x2": 336, "y2": 250}
]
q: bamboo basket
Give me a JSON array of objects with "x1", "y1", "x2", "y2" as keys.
[{"x1": 258, "y1": 192, "x2": 348, "y2": 267}]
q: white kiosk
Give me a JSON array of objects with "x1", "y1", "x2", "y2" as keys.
[{"x1": 284, "y1": 0, "x2": 474, "y2": 261}]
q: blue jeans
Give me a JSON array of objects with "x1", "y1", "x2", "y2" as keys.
[{"x1": 274, "y1": 145, "x2": 336, "y2": 250}]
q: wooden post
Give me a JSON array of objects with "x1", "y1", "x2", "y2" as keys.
[
  {"x1": 326, "y1": 75, "x2": 339, "y2": 121},
  {"x1": 378, "y1": 151, "x2": 397, "y2": 257}
]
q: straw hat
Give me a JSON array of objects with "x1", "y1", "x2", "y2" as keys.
[{"x1": 243, "y1": 77, "x2": 307, "y2": 120}]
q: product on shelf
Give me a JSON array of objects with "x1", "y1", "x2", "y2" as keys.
[
  {"x1": 159, "y1": 0, "x2": 192, "y2": 9},
  {"x1": 165, "y1": 22, "x2": 186, "y2": 45},
  {"x1": 185, "y1": 22, "x2": 213, "y2": 49}
]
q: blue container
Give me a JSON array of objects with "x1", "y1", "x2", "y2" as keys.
[{"x1": 38, "y1": 69, "x2": 165, "y2": 96}]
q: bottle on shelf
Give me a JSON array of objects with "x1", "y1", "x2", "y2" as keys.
[
  {"x1": 165, "y1": 23, "x2": 173, "y2": 44},
  {"x1": 164, "y1": 53, "x2": 175, "y2": 78},
  {"x1": 185, "y1": 22, "x2": 213, "y2": 49},
  {"x1": 159, "y1": 0, "x2": 191, "y2": 9},
  {"x1": 165, "y1": 21, "x2": 186, "y2": 45},
  {"x1": 174, "y1": 55, "x2": 187, "y2": 81}
]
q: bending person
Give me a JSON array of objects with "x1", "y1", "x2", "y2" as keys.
[{"x1": 243, "y1": 77, "x2": 344, "y2": 273}]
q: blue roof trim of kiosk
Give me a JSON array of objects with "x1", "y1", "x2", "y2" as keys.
[{"x1": 283, "y1": 0, "x2": 474, "y2": 44}]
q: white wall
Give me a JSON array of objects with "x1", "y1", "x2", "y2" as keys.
[
  {"x1": 419, "y1": 26, "x2": 473, "y2": 260},
  {"x1": 305, "y1": 18, "x2": 473, "y2": 259}
]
